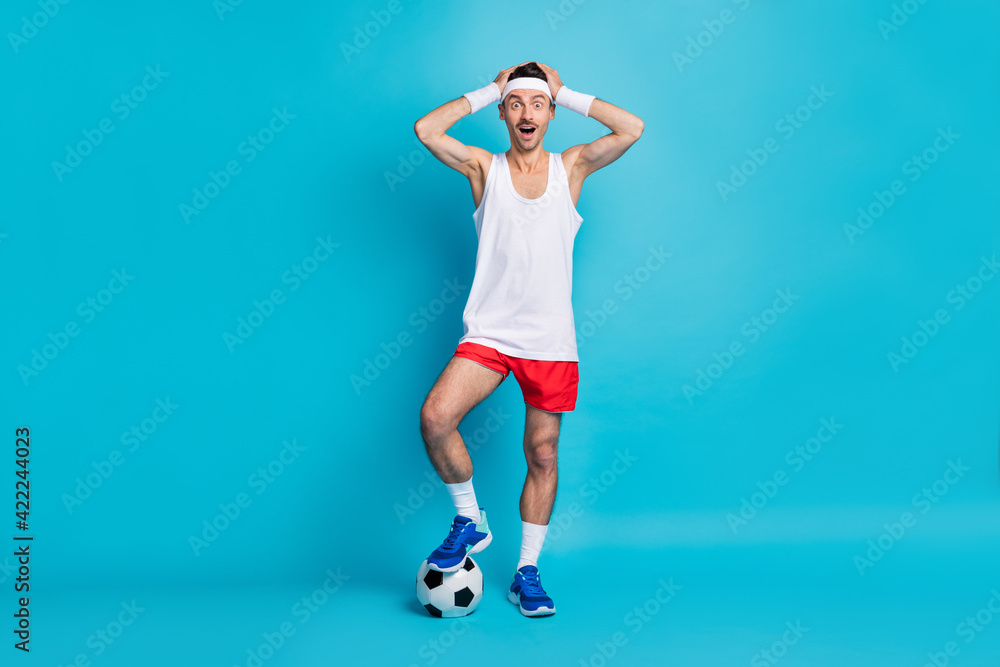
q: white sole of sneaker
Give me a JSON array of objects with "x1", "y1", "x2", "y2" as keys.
[{"x1": 507, "y1": 590, "x2": 555, "y2": 616}]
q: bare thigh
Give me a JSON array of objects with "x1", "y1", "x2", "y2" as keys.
[
  {"x1": 524, "y1": 404, "x2": 562, "y2": 449},
  {"x1": 421, "y1": 356, "x2": 505, "y2": 432}
]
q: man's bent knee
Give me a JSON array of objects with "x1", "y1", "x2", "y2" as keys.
[{"x1": 420, "y1": 402, "x2": 457, "y2": 444}]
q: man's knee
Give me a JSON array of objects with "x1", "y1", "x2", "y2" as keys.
[
  {"x1": 420, "y1": 401, "x2": 456, "y2": 443},
  {"x1": 525, "y1": 436, "x2": 558, "y2": 473}
]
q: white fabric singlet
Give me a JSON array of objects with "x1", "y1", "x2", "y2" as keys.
[{"x1": 458, "y1": 151, "x2": 583, "y2": 361}]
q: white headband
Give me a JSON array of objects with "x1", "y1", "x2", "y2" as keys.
[{"x1": 501, "y1": 77, "x2": 552, "y2": 104}]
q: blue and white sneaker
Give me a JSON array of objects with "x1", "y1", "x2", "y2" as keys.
[
  {"x1": 507, "y1": 565, "x2": 556, "y2": 616},
  {"x1": 426, "y1": 508, "x2": 492, "y2": 572}
]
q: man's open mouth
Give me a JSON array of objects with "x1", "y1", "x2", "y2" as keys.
[{"x1": 518, "y1": 124, "x2": 536, "y2": 139}]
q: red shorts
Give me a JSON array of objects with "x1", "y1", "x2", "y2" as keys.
[{"x1": 453, "y1": 341, "x2": 578, "y2": 413}]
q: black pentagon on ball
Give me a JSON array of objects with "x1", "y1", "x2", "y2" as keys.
[
  {"x1": 462, "y1": 559, "x2": 475, "y2": 571},
  {"x1": 424, "y1": 603, "x2": 443, "y2": 618},
  {"x1": 454, "y1": 587, "x2": 475, "y2": 607},
  {"x1": 423, "y1": 569, "x2": 443, "y2": 588}
]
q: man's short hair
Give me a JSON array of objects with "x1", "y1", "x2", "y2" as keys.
[
  {"x1": 505, "y1": 62, "x2": 551, "y2": 108},
  {"x1": 511, "y1": 62, "x2": 547, "y2": 82}
]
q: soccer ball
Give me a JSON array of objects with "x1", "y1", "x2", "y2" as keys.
[{"x1": 416, "y1": 557, "x2": 483, "y2": 617}]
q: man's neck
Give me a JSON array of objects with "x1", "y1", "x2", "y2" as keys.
[{"x1": 506, "y1": 146, "x2": 548, "y2": 172}]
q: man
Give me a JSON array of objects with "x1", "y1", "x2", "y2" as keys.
[{"x1": 413, "y1": 61, "x2": 643, "y2": 617}]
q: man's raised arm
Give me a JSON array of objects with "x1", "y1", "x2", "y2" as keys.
[
  {"x1": 414, "y1": 62, "x2": 527, "y2": 179},
  {"x1": 536, "y1": 63, "x2": 644, "y2": 179}
]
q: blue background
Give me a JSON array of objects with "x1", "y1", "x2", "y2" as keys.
[{"x1": 2, "y1": 0, "x2": 998, "y2": 665}]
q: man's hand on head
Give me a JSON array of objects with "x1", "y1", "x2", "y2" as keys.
[
  {"x1": 494, "y1": 61, "x2": 531, "y2": 95},
  {"x1": 536, "y1": 63, "x2": 563, "y2": 102}
]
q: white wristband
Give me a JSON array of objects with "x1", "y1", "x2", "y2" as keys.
[
  {"x1": 463, "y1": 82, "x2": 501, "y2": 114},
  {"x1": 555, "y1": 85, "x2": 596, "y2": 117}
]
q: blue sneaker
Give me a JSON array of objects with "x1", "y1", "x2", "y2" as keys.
[
  {"x1": 426, "y1": 508, "x2": 492, "y2": 572},
  {"x1": 507, "y1": 565, "x2": 556, "y2": 616}
]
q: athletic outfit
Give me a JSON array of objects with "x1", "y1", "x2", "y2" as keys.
[
  {"x1": 454, "y1": 150, "x2": 583, "y2": 412},
  {"x1": 426, "y1": 150, "x2": 579, "y2": 617},
  {"x1": 426, "y1": 75, "x2": 601, "y2": 617}
]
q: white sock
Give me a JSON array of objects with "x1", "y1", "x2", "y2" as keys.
[
  {"x1": 445, "y1": 477, "x2": 480, "y2": 521},
  {"x1": 517, "y1": 521, "x2": 548, "y2": 569}
]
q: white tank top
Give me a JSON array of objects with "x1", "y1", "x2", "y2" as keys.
[{"x1": 458, "y1": 151, "x2": 583, "y2": 361}]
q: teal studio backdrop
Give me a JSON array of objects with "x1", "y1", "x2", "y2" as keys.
[{"x1": 2, "y1": 0, "x2": 999, "y2": 665}]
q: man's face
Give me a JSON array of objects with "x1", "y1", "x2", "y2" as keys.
[{"x1": 500, "y1": 90, "x2": 554, "y2": 150}]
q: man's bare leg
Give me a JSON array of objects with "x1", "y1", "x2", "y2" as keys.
[
  {"x1": 420, "y1": 356, "x2": 504, "y2": 484},
  {"x1": 420, "y1": 355, "x2": 504, "y2": 571},
  {"x1": 508, "y1": 403, "x2": 561, "y2": 617},
  {"x1": 520, "y1": 404, "x2": 562, "y2": 524}
]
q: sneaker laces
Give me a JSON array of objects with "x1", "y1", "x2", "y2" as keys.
[
  {"x1": 440, "y1": 518, "x2": 469, "y2": 551},
  {"x1": 520, "y1": 569, "x2": 545, "y2": 595}
]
